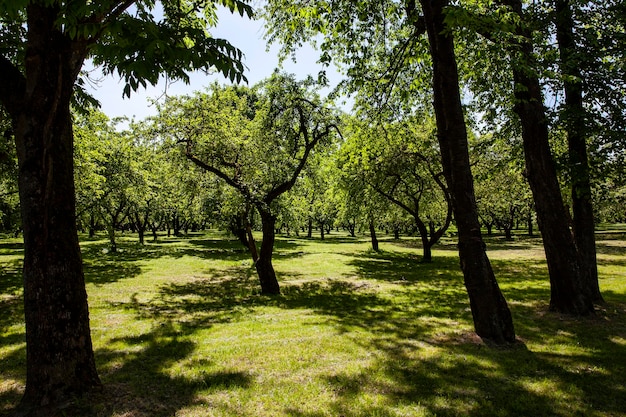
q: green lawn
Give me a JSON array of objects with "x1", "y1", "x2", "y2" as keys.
[{"x1": 1, "y1": 229, "x2": 625, "y2": 416}]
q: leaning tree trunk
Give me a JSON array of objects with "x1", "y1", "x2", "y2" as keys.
[
  {"x1": 420, "y1": 0, "x2": 515, "y2": 344},
  {"x1": 8, "y1": 5, "x2": 101, "y2": 411},
  {"x1": 555, "y1": 0, "x2": 603, "y2": 303},
  {"x1": 255, "y1": 208, "x2": 280, "y2": 295},
  {"x1": 501, "y1": 0, "x2": 594, "y2": 315},
  {"x1": 369, "y1": 219, "x2": 379, "y2": 252}
]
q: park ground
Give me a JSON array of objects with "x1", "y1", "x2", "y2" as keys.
[{"x1": 1, "y1": 228, "x2": 625, "y2": 416}]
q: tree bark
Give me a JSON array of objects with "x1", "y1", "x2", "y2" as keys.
[
  {"x1": 246, "y1": 224, "x2": 259, "y2": 263},
  {"x1": 415, "y1": 217, "x2": 432, "y2": 262},
  {"x1": 255, "y1": 208, "x2": 280, "y2": 295},
  {"x1": 419, "y1": 0, "x2": 515, "y2": 344},
  {"x1": 501, "y1": 0, "x2": 594, "y2": 315},
  {"x1": 369, "y1": 219, "x2": 379, "y2": 252},
  {"x1": 0, "y1": 4, "x2": 101, "y2": 411},
  {"x1": 554, "y1": 0, "x2": 603, "y2": 303}
]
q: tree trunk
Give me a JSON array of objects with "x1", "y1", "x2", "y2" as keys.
[
  {"x1": 4, "y1": 4, "x2": 101, "y2": 411},
  {"x1": 255, "y1": 208, "x2": 280, "y2": 295},
  {"x1": 369, "y1": 219, "x2": 379, "y2": 252},
  {"x1": 320, "y1": 222, "x2": 325, "y2": 240},
  {"x1": 88, "y1": 211, "x2": 97, "y2": 238},
  {"x1": 307, "y1": 218, "x2": 313, "y2": 238},
  {"x1": 554, "y1": 0, "x2": 603, "y2": 303},
  {"x1": 230, "y1": 212, "x2": 250, "y2": 249},
  {"x1": 504, "y1": 226, "x2": 513, "y2": 241},
  {"x1": 501, "y1": 0, "x2": 594, "y2": 315},
  {"x1": 420, "y1": 0, "x2": 515, "y2": 344},
  {"x1": 138, "y1": 227, "x2": 145, "y2": 245},
  {"x1": 527, "y1": 204, "x2": 534, "y2": 236},
  {"x1": 415, "y1": 217, "x2": 432, "y2": 263},
  {"x1": 246, "y1": 224, "x2": 259, "y2": 263},
  {"x1": 107, "y1": 224, "x2": 117, "y2": 253}
]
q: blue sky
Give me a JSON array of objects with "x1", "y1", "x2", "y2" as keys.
[{"x1": 87, "y1": 6, "x2": 343, "y2": 121}]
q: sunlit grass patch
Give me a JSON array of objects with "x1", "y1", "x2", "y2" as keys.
[{"x1": 1, "y1": 229, "x2": 626, "y2": 416}]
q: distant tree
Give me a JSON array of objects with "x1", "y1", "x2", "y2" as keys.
[
  {"x1": 341, "y1": 116, "x2": 452, "y2": 261},
  {"x1": 473, "y1": 135, "x2": 532, "y2": 240}
]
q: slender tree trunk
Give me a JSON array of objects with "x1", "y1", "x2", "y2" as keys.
[
  {"x1": 255, "y1": 208, "x2": 280, "y2": 295},
  {"x1": 320, "y1": 222, "x2": 325, "y2": 240},
  {"x1": 246, "y1": 224, "x2": 259, "y2": 263},
  {"x1": 554, "y1": 0, "x2": 603, "y2": 303},
  {"x1": 504, "y1": 226, "x2": 513, "y2": 241},
  {"x1": 5, "y1": 5, "x2": 101, "y2": 411},
  {"x1": 307, "y1": 218, "x2": 313, "y2": 238},
  {"x1": 527, "y1": 205, "x2": 534, "y2": 236},
  {"x1": 369, "y1": 219, "x2": 379, "y2": 252},
  {"x1": 88, "y1": 211, "x2": 96, "y2": 238},
  {"x1": 420, "y1": 0, "x2": 515, "y2": 344},
  {"x1": 230, "y1": 212, "x2": 250, "y2": 248},
  {"x1": 501, "y1": 0, "x2": 594, "y2": 315},
  {"x1": 415, "y1": 217, "x2": 432, "y2": 263},
  {"x1": 107, "y1": 224, "x2": 117, "y2": 253}
]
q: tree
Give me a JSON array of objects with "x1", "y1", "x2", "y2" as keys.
[
  {"x1": 490, "y1": 0, "x2": 595, "y2": 315},
  {"x1": 264, "y1": 0, "x2": 515, "y2": 343},
  {"x1": 445, "y1": 0, "x2": 609, "y2": 314},
  {"x1": 473, "y1": 135, "x2": 533, "y2": 240},
  {"x1": 157, "y1": 74, "x2": 340, "y2": 294},
  {"x1": 340, "y1": 116, "x2": 452, "y2": 261},
  {"x1": 0, "y1": 0, "x2": 251, "y2": 412},
  {"x1": 549, "y1": 0, "x2": 626, "y2": 303}
]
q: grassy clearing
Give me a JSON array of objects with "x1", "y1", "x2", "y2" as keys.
[{"x1": 1, "y1": 229, "x2": 626, "y2": 417}]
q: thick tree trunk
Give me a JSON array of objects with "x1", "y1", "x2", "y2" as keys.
[
  {"x1": 5, "y1": 5, "x2": 101, "y2": 411},
  {"x1": 255, "y1": 208, "x2": 280, "y2": 295},
  {"x1": 502, "y1": 0, "x2": 594, "y2": 315},
  {"x1": 420, "y1": 0, "x2": 515, "y2": 344},
  {"x1": 555, "y1": 0, "x2": 603, "y2": 303},
  {"x1": 369, "y1": 219, "x2": 379, "y2": 252}
]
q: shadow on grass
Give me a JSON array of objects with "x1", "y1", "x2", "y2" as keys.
[
  {"x1": 0, "y1": 259, "x2": 24, "y2": 352},
  {"x1": 0, "y1": 258, "x2": 22, "y2": 296},
  {"x1": 63, "y1": 322, "x2": 252, "y2": 417},
  {"x1": 0, "y1": 242, "x2": 23, "y2": 252}
]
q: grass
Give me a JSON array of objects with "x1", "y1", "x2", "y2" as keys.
[{"x1": 1, "y1": 228, "x2": 626, "y2": 417}]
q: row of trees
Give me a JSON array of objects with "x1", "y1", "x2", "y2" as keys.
[{"x1": 1, "y1": 0, "x2": 625, "y2": 414}]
